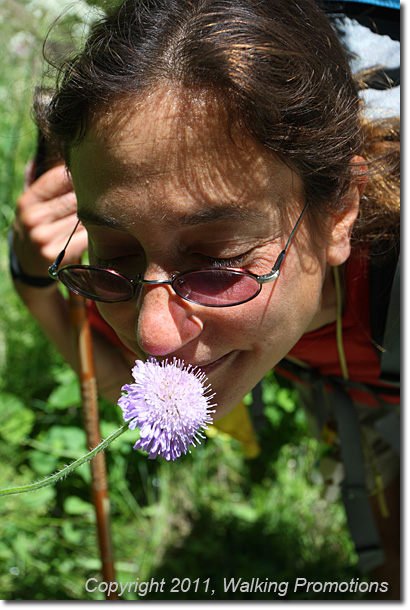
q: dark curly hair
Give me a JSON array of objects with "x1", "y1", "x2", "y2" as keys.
[{"x1": 35, "y1": 0, "x2": 399, "y2": 249}]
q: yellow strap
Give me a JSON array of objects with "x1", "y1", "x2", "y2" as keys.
[
  {"x1": 371, "y1": 474, "x2": 390, "y2": 519},
  {"x1": 333, "y1": 265, "x2": 349, "y2": 381},
  {"x1": 362, "y1": 434, "x2": 390, "y2": 519},
  {"x1": 333, "y1": 267, "x2": 391, "y2": 516}
]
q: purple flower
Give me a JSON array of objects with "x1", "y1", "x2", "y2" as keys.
[{"x1": 118, "y1": 358, "x2": 216, "y2": 461}]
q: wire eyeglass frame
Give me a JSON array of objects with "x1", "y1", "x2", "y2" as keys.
[{"x1": 48, "y1": 201, "x2": 310, "y2": 307}]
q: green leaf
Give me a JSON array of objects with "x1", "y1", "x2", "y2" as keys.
[
  {"x1": 64, "y1": 496, "x2": 94, "y2": 516},
  {"x1": 61, "y1": 521, "x2": 83, "y2": 545},
  {"x1": 43, "y1": 426, "x2": 87, "y2": 453},
  {"x1": 75, "y1": 461, "x2": 92, "y2": 484},
  {"x1": 276, "y1": 388, "x2": 298, "y2": 413},
  {"x1": 11, "y1": 533, "x2": 33, "y2": 564},
  {"x1": 242, "y1": 391, "x2": 253, "y2": 406},
  {"x1": 28, "y1": 450, "x2": 59, "y2": 475},
  {"x1": 100, "y1": 420, "x2": 121, "y2": 439},
  {"x1": 261, "y1": 381, "x2": 278, "y2": 405},
  {"x1": 0, "y1": 392, "x2": 35, "y2": 444},
  {"x1": 264, "y1": 404, "x2": 284, "y2": 427},
  {"x1": 47, "y1": 381, "x2": 81, "y2": 410},
  {"x1": 230, "y1": 503, "x2": 258, "y2": 523},
  {"x1": 21, "y1": 486, "x2": 55, "y2": 509}
]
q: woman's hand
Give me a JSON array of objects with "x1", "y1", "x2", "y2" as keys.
[
  {"x1": 11, "y1": 161, "x2": 132, "y2": 401},
  {"x1": 12, "y1": 163, "x2": 87, "y2": 280}
]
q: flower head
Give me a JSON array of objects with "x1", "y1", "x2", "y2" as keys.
[{"x1": 118, "y1": 358, "x2": 216, "y2": 461}]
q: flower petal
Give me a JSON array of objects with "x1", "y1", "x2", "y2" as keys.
[{"x1": 118, "y1": 357, "x2": 216, "y2": 460}]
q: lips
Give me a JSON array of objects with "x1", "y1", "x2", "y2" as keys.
[
  {"x1": 133, "y1": 350, "x2": 235, "y2": 376},
  {"x1": 194, "y1": 352, "x2": 234, "y2": 375}
]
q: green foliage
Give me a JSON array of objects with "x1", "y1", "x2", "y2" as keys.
[
  {"x1": 0, "y1": 0, "x2": 107, "y2": 233},
  {"x1": 0, "y1": 0, "x2": 360, "y2": 601},
  {"x1": 0, "y1": 290, "x2": 361, "y2": 600},
  {"x1": 0, "y1": 393, "x2": 36, "y2": 444}
]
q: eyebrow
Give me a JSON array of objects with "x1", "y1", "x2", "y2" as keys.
[
  {"x1": 78, "y1": 205, "x2": 267, "y2": 230},
  {"x1": 77, "y1": 209, "x2": 128, "y2": 230},
  {"x1": 177, "y1": 206, "x2": 266, "y2": 226}
]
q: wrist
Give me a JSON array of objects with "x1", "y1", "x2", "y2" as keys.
[
  {"x1": 13, "y1": 278, "x2": 67, "y2": 322},
  {"x1": 8, "y1": 227, "x2": 56, "y2": 288}
]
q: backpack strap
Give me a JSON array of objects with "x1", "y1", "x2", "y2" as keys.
[
  {"x1": 379, "y1": 255, "x2": 400, "y2": 387},
  {"x1": 329, "y1": 380, "x2": 385, "y2": 573},
  {"x1": 279, "y1": 361, "x2": 387, "y2": 572},
  {"x1": 369, "y1": 253, "x2": 401, "y2": 453},
  {"x1": 369, "y1": 249, "x2": 400, "y2": 388},
  {"x1": 276, "y1": 359, "x2": 397, "y2": 573},
  {"x1": 250, "y1": 380, "x2": 268, "y2": 431}
]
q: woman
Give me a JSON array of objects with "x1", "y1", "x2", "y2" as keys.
[{"x1": 10, "y1": 0, "x2": 400, "y2": 598}]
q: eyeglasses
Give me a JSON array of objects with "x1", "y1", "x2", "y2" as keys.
[{"x1": 48, "y1": 201, "x2": 309, "y2": 307}]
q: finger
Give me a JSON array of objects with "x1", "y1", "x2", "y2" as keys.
[
  {"x1": 13, "y1": 216, "x2": 88, "y2": 273},
  {"x1": 57, "y1": 230, "x2": 89, "y2": 264},
  {"x1": 43, "y1": 228, "x2": 89, "y2": 265},
  {"x1": 29, "y1": 214, "x2": 87, "y2": 253},
  {"x1": 19, "y1": 190, "x2": 78, "y2": 230},
  {"x1": 18, "y1": 165, "x2": 74, "y2": 210}
]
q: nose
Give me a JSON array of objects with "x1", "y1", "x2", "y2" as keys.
[{"x1": 136, "y1": 282, "x2": 203, "y2": 357}]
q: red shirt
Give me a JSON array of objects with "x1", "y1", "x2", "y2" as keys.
[{"x1": 281, "y1": 254, "x2": 399, "y2": 407}]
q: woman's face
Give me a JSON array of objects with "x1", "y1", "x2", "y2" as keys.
[{"x1": 69, "y1": 86, "x2": 330, "y2": 418}]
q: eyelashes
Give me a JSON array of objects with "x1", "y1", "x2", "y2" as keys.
[
  {"x1": 204, "y1": 249, "x2": 255, "y2": 268},
  {"x1": 206, "y1": 255, "x2": 247, "y2": 268},
  {"x1": 90, "y1": 254, "x2": 145, "y2": 274},
  {"x1": 91, "y1": 248, "x2": 254, "y2": 271}
]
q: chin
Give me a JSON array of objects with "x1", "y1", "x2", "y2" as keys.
[{"x1": 210, "y1": 385, "x2": 247, "y2": 421}]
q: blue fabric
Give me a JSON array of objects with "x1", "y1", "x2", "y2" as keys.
[{"x1": 322, "y1": 0, "x2": 399, "y2": 9}]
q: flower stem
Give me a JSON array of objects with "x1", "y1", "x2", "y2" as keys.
[{"x1": 0, "y1": 423, "x2": 130, "y2": 498}]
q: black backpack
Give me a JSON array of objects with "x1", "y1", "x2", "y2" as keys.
[{"x1": 251, "y1": 248, "x2": 400, "y2": 574}]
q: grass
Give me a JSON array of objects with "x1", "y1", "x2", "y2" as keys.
[
  {"x1": 0, "y1": 221, "x2": 362, "y2": 602},
  {"x1": 0, "y1": 0, "x2": 361, "y2": 601}
]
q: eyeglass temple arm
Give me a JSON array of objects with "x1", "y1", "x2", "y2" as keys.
[
  {"x1": 258, "y1": 200, "x2": 310, "y2": 284},
  {"x1": 48, "y1": 220, "x2": 81, "y2": 279}
]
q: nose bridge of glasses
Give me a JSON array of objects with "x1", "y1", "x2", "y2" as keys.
[
  {"x1": 130, "y1": 277, "x2": 174, "y2": 306},
  {"x1": 139, "y1": 278, "x2": 173, "y2": 286}
]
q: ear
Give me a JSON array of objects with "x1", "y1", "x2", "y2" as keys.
[{"x1": 326, "y1": 156, "x2": 367, "y2": 266}]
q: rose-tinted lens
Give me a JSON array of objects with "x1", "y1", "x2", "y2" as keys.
[
  {"x1": 59, "y1": 267, "x2": 134, "y2": 302},
  {"x1": 173, "y1": 269, "x2": 260, "y2": 306}
]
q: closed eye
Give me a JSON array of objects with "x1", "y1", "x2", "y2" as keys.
[
  {"x1": 204, "y1": 251, "x2": 253, "y2": 268},
  {"x1": 91, "y1": 253, "x2": 144, "y2": 271}
]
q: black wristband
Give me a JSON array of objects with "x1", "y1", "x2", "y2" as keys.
[{"x1": 8, "y1": 227, "x2": 56, "y2": 288}]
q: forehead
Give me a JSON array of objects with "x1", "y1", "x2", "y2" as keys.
[{"x1": 69, "y1": 84, "x2": 303, "y2": 219}]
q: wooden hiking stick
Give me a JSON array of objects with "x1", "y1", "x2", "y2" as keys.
[
  {"x1": 68, "y1": 291, "x2": 118, "y2": 600},
  {"x1": 33, "y1": 108, "x2": 118, "y2": 598}
]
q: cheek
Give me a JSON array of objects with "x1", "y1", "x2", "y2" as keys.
[
  {"x1": 265, "y1": 262, "x2": 325, "y2": 349},
  {"x1": 95, "y1": 302, "x2": 134, "y2": 340},
  {"x1": 220, "y1": 263, "x2": 323, "y2": 350},
  {"x1": 201, "y1": 288, "x2": 287, "y2": 355}
]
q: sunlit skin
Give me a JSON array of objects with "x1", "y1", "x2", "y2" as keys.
[{"x1": 69, "y1": 85, "x2": 360, "y2": 419}]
